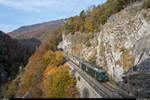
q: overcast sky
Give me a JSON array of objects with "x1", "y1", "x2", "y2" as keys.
[{"x1": 0, "y1": 0, "x2": 107, "y2": 32}]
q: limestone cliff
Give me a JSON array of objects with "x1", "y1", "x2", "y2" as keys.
[{"x1": 59, "y1": 1, "x2": 150, "y2": 82}]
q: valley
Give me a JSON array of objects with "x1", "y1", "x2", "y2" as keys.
[{"x1": 0, "y1": 0, "x2": 150, "y2": 99}]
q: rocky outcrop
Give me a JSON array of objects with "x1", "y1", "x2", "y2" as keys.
[
  {"x1": 60, "y1": 1, "x2": 150, "y2": 82},
  {"x1": 97, "y1": 1, "x2": 150, "y2": 82}
]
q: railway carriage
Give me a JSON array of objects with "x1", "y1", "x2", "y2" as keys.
[
  {"x1": 69, "y1": 56, "x2": 108, "y2": 82},
  {"x1": 79, "y1": 59, "x2": 108, "y2": 82}
]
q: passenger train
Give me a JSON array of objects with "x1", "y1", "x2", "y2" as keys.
[{"x1": 69, "y1": 56, "x2": 109, "y2": 82}]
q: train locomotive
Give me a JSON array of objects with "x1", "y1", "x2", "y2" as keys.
[{"x1": 70, "y1": 56, "x2": 108, "y2": 82}]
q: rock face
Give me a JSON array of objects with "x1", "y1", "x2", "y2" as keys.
[
  {"x1": 132, "y1": 35, "x2": 150, "y2": 72},
  {"x1": 60, "y1": 1, "x2": 150, "y2": 82},
  {"x1": 97, "y1": 1, "x2": 150, "y2": 82}
]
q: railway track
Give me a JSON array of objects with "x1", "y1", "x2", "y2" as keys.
[
  {"x1": 68, "y1": 61, "x2": 110, "y2": 98},
  {"x1": 68, "y1": 58, "x2": 122, "y2": 98},
  {"x1": 116, "y1": 83, "x2": 136, "y2": 98},
  {"x1": 69, "y1": 58, "x2": 116, "y2": 90},
  {"x1": 101, "y1": 82, "x2": 116, "y2": 92},
  {"x1": 67, "y1": 57, "x2": 135, "y2": 98}
]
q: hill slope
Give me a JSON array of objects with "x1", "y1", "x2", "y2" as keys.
[
  {"x1": 3, "y1": 0, "x2": 150, "y2": 98},
  {"x1": 8, "y1": 19, "x2": 65, "y2": 41},
  {"x1": 0, "y1": 31, "x2": 33, "y2": 83}
]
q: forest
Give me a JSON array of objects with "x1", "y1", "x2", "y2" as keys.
[{"x1": 0, "y1": 31, "x2": 34, "y2": 83}]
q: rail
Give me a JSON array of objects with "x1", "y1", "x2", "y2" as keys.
[{"x1": 66, "y1": 56, "x2": 135, "y2": 98}]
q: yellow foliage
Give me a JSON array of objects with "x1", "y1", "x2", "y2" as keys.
[
  {"x1": 90, "y1": 9, "x2": 97, "y2": 15},
  {"x1": 41, "y1": 50, "x2": 54, "y2": 66},
  {"x1": 4, "y1": 78, "x2": 20, "y2": 98},
  {"x1": 41, "y1": 65, "x2": 79, "y2": 98},
  {"x1": 84, "y1": 17, "x2": 94, "y2": 32},
  {"x1": 88, "y1": 33, "x2": 94, "y2": 40},
  {"x1": 15, "y1": 42, "x2": 78, "y2": 98},
  {"x1": 55, "y1": 51, "x2": 64, "y2": 66},
  {"x1": 119, "y1": 46, "x2": 126, "y2": 52},
  {"x1": 122, "y1": 49, "x2": 135, "y2": 72},
  {"x1": 41, "y1": 50, "x2": 64, "y2": 66}
]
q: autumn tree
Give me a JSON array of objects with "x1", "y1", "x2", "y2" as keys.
[{"x1": 41, "y1": 65, "x2": 79, "y2": 98}]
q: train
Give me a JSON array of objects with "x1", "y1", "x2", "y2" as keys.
[{"x1": 69, "y1": 56, "x2": 109, "y2": 82}]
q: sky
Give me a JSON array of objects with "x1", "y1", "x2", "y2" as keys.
[{"x1": 0, "y1": 0, "x2": 107, "y2": 33}]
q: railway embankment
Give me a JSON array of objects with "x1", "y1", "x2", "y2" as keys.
[
  {"x1": 66, "y1": 58, "x2": 135, "y2": 98},
  {"x1": 58, "y1": 1, "x2": 150, "y2": 98},
  {"x1": 66, "y1": 61, "x2": 102, "y2": 98}
]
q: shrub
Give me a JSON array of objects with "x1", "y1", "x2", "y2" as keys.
[
  {"x1": 88, "y1": 33, "x2": 94, "y2": 40},
  {"x1": 88, "y1": 56, "x2": 96, "y2": 65},
  {"x1": 86, "y1": 41, "x2": 91, "y2": 47},
  {"x1": 109, "y1": 75, "x2": 117, "y2": 85},
  {"x1": 119, "y1": 46, "x2": 126, "y2": 52},
  {"x1": 115, "y1": 0, "x2": 125, "y2": 11},
  {"x1": 4, "y1": 77, "x2": 20, "y2": 98},
  {"x1": 144, "y1": 0, "x2": 150, "y2": 8},
  {"x1": 122, "y1": 49, "x2": 135, "y2": 72},
  {"x1": 78, "y1": 76, "x2": 80, "y2": 81}
]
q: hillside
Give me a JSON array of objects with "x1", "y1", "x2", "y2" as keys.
[
  {"x1": 8, "y1": 19, "x2": 65, "y2": 41},
  {"x1": 2, "y1": 0, "x2": 150, "y2": 98},
  {"x1": 8, "y1": 19, "x2": 65, "y2": 51},
  {"x1": 2, "y1": 27, "x2": 80, "y2": 98},
  {"x1": 61, "y1": 0, "x2": 150, "y2": 80},
  {"x1": 59, "y1": 0, "x2": 150, "y2": 97},
  {"x1": 0, "y1": 31, "x2": 34, "y2": 84}
]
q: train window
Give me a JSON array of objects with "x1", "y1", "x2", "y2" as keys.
[
  {"x1": 98, "y1": 73, "x2": 102, "y2": 76},
  {"x1": 82, "y1": 64, "x2": 86, "y2": 67},
  {"x1": 87, "y1": 67, "x2": 94, "y2": 73},
  {"x1": 98, "y1": 72, "x2": 105, "y2": 76},
  {"x1": 102, "y1": 72, "x2": 105, "y2": 75}
]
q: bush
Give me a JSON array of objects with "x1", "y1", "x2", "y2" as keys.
[
  {"x1": 78, "y1": 76, "x2": 80, "y2": 81},
  {"x1": 115, "y1": 0, "x2": 125, "y2": 12},
  {"x1": 109, "y1": 75, "x2": 117, "y2": 85},
  {"x1": 4, "y1": 77, "x2": 20, "y2": 98},
  {"x1": 144, "y1": 0, "x2": 150, "y2": 8},
  {"x1": 122, "y1": 49, "x2": 135, "y2": 72},
  {"x1": 86, "y1": 41, "x2": 91, "y2": 47},
  {"x1": 88, "y1": 56, "x2": 96, "y2": 65},
  {"x1": 88, "y1": 33, "x2": 94, "y2": 40}
]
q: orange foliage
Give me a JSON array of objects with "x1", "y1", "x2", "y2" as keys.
[{"x1": 41, "y1": 64, "x2": 79, "y2": 98}]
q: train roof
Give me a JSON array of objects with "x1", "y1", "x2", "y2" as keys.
[
  {"x1": 80, "y1": 59, "x2": 106, "y2": 73},
  {"x1": 72, "y1": 56, "x2": 80, "y2": 60}
]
